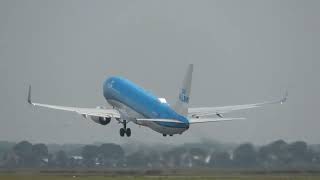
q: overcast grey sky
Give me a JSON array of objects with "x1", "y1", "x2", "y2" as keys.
[{"x1": 0, "y1": 0, "x2": 319, "y2": 145}]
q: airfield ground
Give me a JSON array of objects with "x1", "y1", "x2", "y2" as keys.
[
  {"x1": 1, "y1": 175, "x2": 320, "y2": 180},
  {"x1": 1, "y1": 169, "x2": 320, "y2": 180}
]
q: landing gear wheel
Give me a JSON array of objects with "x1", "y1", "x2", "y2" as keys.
[
  {"x1": 119, "y1": 120, "x2": 131, "y2": 137},
  {"x1": 169, "y1": 134, "x2": 173, "y2": 136},
  {"x1": 120, "y1": 128, "x2": 125, "y2": 137},
  {"x1": 163, "y1": 134, "x2": 167, "y2": 137},
  {"x1": 126, "y1": 128, "x2": 131, "y2": 137}
]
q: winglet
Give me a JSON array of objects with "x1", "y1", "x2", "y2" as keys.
[
  {"x1": 280, "y1": 91, "x2": 288, "y2": 104},
  {"x1": 27, "y1": 85, "x2": 32, "y2": 105}
]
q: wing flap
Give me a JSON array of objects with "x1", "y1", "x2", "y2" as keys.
[
  {"x1": 189, "y1": 117, "x2": 246, "y2": 124},
  {"x1": 136, "y1": 118, "x2": 184, "y2": 123}
]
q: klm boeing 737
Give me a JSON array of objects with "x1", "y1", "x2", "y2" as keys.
[{"x1": 27, "y1": 64, "x2": 287, "y2": 137}]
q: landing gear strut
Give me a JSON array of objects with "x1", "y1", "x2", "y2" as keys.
[{"x1": 120, "y1": 120, "x2": 131, "y2": 137}]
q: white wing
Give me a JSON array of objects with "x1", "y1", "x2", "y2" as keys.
[
  {"x1": 27, "y1": 86, "x2": 120, "y2": 119},
  {"x1": 188, "y1": 117, "x2": 246, "y2": 124},
  {"x1": 136, "y1": 118, "x2": 246, "y2": 124},
  {"x1": 188, "y1": 92, "x2": 288, "y2": 118}
]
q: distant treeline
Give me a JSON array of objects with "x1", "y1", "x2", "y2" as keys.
[{"x1": 0, "y1": 140, "x2": 320, "y2": 169}]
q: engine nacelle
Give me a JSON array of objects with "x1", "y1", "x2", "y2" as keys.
[{"x1": 91, "y1": 116, "x2": 111, "y2": 125}]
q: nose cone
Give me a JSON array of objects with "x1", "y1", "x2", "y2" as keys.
[{"x1": 103, "y1": 77, "x2": 114, "y2": 99}]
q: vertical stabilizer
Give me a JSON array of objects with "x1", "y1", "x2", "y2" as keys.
[{"x1": 173, "y1": 64, "x2": 193, "y2": 116}]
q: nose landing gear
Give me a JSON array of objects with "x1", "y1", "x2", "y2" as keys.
[{"x1": 120, "y1": 120, "x2": 131, "y2": 137}]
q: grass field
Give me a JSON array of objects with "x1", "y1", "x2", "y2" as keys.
[{"x1": 1, "y1": 169, "x2": 320, "y2": 180}]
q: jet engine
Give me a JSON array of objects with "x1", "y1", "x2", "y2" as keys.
[
  {"x1": 89, "y1": 106, "x2": 111, "y2": 125},
  {"x1": 91, "y1": 116, "x2": 111, "y2": 125}
]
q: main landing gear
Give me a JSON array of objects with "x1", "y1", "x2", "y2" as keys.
[{"x1": 120, "y1": 120, "x2": 131, "y2": 137}]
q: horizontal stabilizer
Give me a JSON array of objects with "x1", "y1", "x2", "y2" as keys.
[
  {"x1": 188, "y1": 117, "x2": 246, "y2": 124},
  {"x1": 136, "y1": 118, "x2": 184, "y2": 123}
]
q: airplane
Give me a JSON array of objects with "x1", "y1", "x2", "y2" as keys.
[{"x1": 27, "y1": 64, "x2": 287, "y2": 137}]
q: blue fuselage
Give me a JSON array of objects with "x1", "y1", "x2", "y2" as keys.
[{"x1": 103, "y1": 77, "x2": 189, "y2": 130}]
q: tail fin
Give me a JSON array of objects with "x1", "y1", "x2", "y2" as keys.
[{"x1": 173, "y1": 64, "x2": 193, "y2": 116}]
